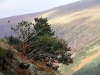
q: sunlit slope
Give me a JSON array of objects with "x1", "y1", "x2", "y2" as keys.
[
  {"x1": 0, "y1": 0, "x2": 100, "y2": 75},
  {"x1": 0, "y1": 0, "x2": 100, "y2": 51},
  {"x1": 72, "y1": 55, "x2": 100, "y2": 75},
  {"x1": 58, "y1": 39, "x2": 100, "y2": 75},
  {"x1": 47, "y1": 6, "x2": 100, "y2": 51}
]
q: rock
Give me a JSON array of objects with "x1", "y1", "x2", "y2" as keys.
[
  {"x1": 28, "y1": 63, "x2": 43, "y2": 75},
  {"x1": 16, "y1": 56, "x2": 23, "y2": 63},
  {"x1": 19, "y1": 63, "x2": 30, "y2": 69},
  {"x1": 0, "y1": 72, "x2": 4, "y2": 75},
  {"x1": 24, "y1": 64, "x2": 30, "y2": 69}
]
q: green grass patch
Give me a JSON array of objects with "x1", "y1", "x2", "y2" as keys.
[
  {"x1": 58, "y1": 38, "x2": 100, "y2": 75},
  {"x1": 0, "y1": 47, "x2": 7, "y2": 57},
  {"x1": 72, "y1": 55, "x2": 100, "y2": 75}
]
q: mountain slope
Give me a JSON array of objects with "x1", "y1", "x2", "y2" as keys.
[
  {"x1": 0, "y1": 0, "x2": 100, "y2": 74},
  {"x1": 72, "y1": 55, "x2": 100, "y2": 75},
  {"x1": 0, "y1": 0, "x2": 100, "y2": 51}
]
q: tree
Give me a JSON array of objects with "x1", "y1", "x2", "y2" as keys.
[
  {"x1": 9, "y1": 21, "x2": 35, "y2": 43},
  {"x1": 30, "y1": 35, "x2": 73, "y2": 64},
  {"x1": 34, "y1": 17, "x2": 54, "y2": 36},
  {"x1": 8, "y1": 17, "x2": 73, "y2": 69},
  {"x1": 8, "y1": 17, "x2": 54, "y2": 44},
  {"x1": 7, "y1": 35, "x2": 21, "y2": 45}
]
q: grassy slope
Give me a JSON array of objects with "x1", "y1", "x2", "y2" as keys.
[
  {"x1": 58, "y1": 39, "x2": 100, "y2": 75},
  {"x1": 48, "y1": 6, "x2": 100, "y2": 50},
  {"x1": 0, "y1": 0, "x2": 100, "y2": 75},
  {"x1": 72, "y1": 55, "x2": 100, "y2": 75},
  {"x1": 0, "y1": 0, "x2": 100, "y2": 51},
  {"x1": 0, "y1": 39, "x2": 59, "y2": 75}
]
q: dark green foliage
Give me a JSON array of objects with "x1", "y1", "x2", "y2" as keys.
[
  {"x1": 0, "y1": 47, "x2": 14, "y2": 75},
  {"x1": 32, "y1": 35, "x2": 67, "y2": 54},
  {"x1": 8, "y1": 17, "x2": 73, "y2": 69},
  {"x1": 7, "y1": 36, "x2": 21, "y2": 45},
  {"x1": 10, "y1": 21, "x2": 35, "y2": 43},
  {"x1": 32, "y1": 36, "x2": 53, "y2": 50},
  {"x1": 9, "y1": 17, "x2": 54, "y2": 44},
  {"x1": 0, "y1": 47, "x2": 13, "y2": 58},
  {"x1": 0, "y1": 47, "x2": 7, "y2": 57},
  {"x1": 34, "y1": 17, "x2": 54, "y2": 36}
]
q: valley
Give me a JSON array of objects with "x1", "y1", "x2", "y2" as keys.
[{"x1": 0, "y1": 0, "x2": 100, "y2": 75}]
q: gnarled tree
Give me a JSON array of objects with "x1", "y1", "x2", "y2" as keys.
[{"x1": 8, "y1": 17, "x2": 73, "y2": 69}]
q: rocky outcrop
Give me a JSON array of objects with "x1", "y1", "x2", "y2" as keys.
[
  {"x1": 0, "y1": 72, "x2": 4, "y2": 75},
  {"x1": 0, "y1": 49, "x2": 45, "y2": 75},
  {"x1": 0, "y1": 55, "x2": 15, "y2": 75}
]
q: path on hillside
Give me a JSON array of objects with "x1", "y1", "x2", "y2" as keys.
[{"x1": 69, "y1": 51, "x2": 100, "y2": 75}]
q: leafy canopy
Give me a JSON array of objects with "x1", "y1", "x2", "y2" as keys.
[{"x1": 8, "y1": 17, "x2": 73, "y2": 66}]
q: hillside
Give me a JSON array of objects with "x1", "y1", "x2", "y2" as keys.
[
  {"x1": 0, "y1": 0, "x2": 100, "y2": 75},
  {"x1": 72, "y1": 55, "x2": 100, "y2": 75},
  {"x1": 0, "y1": 0, "x2": 100, "y2": 50},
  {"x1": 0, "y1": 39, "x2": 58, "y2": 75}
]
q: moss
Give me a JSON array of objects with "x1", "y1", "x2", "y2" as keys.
[
  {"x1": 0, "y1": 47, "x2": 7, "y2": 57},
  {"x1": 0, "y1": 72, "x2": 4, "y2": 75}
]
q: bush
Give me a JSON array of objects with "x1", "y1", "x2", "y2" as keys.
[
  {"x1": 0, "y1": 47, "x2": 7, "y2": 57},
  {"x1": 8, "y1": 17, "x2": 73, "y2": 69}
]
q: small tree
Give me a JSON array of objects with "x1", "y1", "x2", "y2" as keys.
[
  {"x1": 30, "y1": 35, "x2": 73, "y2": 64},
  {"x1": 7, "y1": 35, "x2": 21, "y2": 45},
  {"x1": 34, "y1": 17, "x2": 54, "y2": 36},
  {"x1": 9, "y1": 21, "x2": 35, "y2": 43},
  {"x1": 8, "y1": 17, "x2": 54, "y2": 44},
  {"x1": 8, "y1": 17, "x2": 73, "y2": 69}
]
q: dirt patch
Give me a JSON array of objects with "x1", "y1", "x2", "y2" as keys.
[{"x1": 69, "y1": 51, "x2": 100, "y2": 75}]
